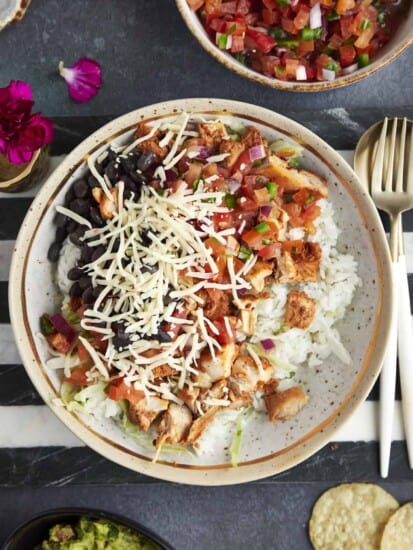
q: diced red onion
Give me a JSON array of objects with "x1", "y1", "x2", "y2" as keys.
[
  {"x1": 165, "y1": 169, "x2": 176, "y2": 181},
  {"x1": 290, "y1": 0, "x2": 299, "y2": 6},
  {"x1": 196, "y1": 146, "x2": 212, "y2": 159},
  {"x1": 296, "y1": 65, "x2": 307, "y2": 81},
  {"x1": 227, "y1": 178, "x2": 241, "y2": 193},
  {"x1": 342, "y1": 63, "x2": 359, "y2": 75},
  {"x1": 50, "y1": 313, "x2": 76, "y2": 343},
  {"x1": 237, "y1": 287, "x2": 248, "y2": 296},
  {"x1": 261, "y1": 338, "x2": 275, "y2": 352},
  {"x1": 248, "y1": 144, "x2": 266, "y2": 162},
  {"x1": 322, "y1": 68, "x2": 336, "y2": 81},
  {"x1": 310, "y1": 3, "x2": 322, "y2": 30},
  {"x1": 260, "y1": 205, "x2": 272, "y2": 217}
]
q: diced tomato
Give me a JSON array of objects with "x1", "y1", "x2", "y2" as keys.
[
  {"x1": 294, "y1": 5, "x2": 310, "y2": 30},
  {"x1": 184, "y1": 162, "x2": 203, "y2": 186},
  {"x1": 205, "y1": 0, "x2": 223, "y2": 15},
  {"x1": 281, "y1": 240, "x2": 304, "y2": 253},
  {"x1": 231, "y1": 34, "x2": 245, "y2": 53},
  {"x1": 46, "y1": 332, "x2": 71, "y2": 354},
  {"x1": 220, "y1": 1, "x2": 237, "y2": 14},
  {"x1": 336, "y1": 0, "x2": 355, "y2": 16},
  {"x1": 63, "y1": 366, "x2": 92, "y2": 387},
  {"x1": 292, "y1": 188, "x2": 311, "y2": 206},
  {"x1": 340, "y1": 16, "x2": 355, "y2": 39},
  {"x1": 225, "y1": 20, "x2": 246, "y2": 35},
  {"x1": 89, "y1": 331, "x2": 108, "y2": 354},
  {"x1": 245, "y1": 28, "x2": 276, "y2": 54},
  {"x1": 302, "y1": 203, "x2": 321, "y2": 223},
  {"x1": 231, "y1": 150, "x2": 252, "y2": 175},
  {"x1": 339, "y1": 44, "x2": 357, "y2": 66},
  {"x1": 107, "y1": 378, "x2": 145, "y2": 403},
  {"x1": 257, "y1": 243, "x2": 281, "y2": 259},
  {"x1": 328, "y1": 33, "x2": 343, "y2": 50},
  {"x1": 262, "y1": 8, "x2": 278, "y2": 26},
  {"x1": 213, "y1": 316, "x2": 236, "y2": 345},
  {"x1": 281, "y1": 17, "x2": 297, "y2": 34},
  {"x1": 236, "y1": 0, "x2": 251, "y2": 16},
  {"x1": 77, "y1": 341, "x2": 89, "y2": 362},
  {"x1": 161, "y1": 308, "x2": 187, "y2": 341},
  {"x1": 285, "y1": 58, "x2": 300, "y2": 79},
  {"x1": 283, "y1": 202, "x2": 301, "y2": 219},
  {"x1": 298, "y1": 39, "x2": 314, "y2": 56},
  {"x1": 260, "y1": 55, "x2": 280, "y2": 76}
]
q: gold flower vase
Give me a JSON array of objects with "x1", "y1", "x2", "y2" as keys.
[{"x1": 0, "y1": 146, "x2": 50, "y2": 192}]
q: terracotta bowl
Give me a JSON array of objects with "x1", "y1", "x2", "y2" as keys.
[
  {"x1": 9, "y1": 98, "x2": 392, "y2": 485},
  {"x1": 1, "y1": 508, "x2": 173, "y2": 550},
  {"x1": 175, "y1": 1, "x2": 413, "y2": 92}
]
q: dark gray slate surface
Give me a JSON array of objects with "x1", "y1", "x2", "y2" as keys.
[
  {"x1": 0, "y1": 1, "x2": 412, "y2": 548},
  {"x1": 0, "y1": 0, "x2": 411, "y2": 117}
]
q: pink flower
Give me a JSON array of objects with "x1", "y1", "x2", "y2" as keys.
[
  {"x1": 0, "y1": 80, "x2": 54, "y2": 164},
  {"x1": 59, "y1": 58, "x2": 102, "y2": 103}
]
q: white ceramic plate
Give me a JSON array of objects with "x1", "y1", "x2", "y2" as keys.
[{"x1": 9, "y1": 99, "x2": 392, "y2": 484}]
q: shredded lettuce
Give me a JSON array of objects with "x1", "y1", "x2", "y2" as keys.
[{"x1": 229, "y1": 407, "x2": 253, "y2": 467}]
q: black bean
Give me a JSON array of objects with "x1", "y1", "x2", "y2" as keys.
[
  {"x1": 131, "y1": 172, "x2": 147, "y2": 185},
  {"x1": 54, "y1": 212, "x2": 68, "y2": 228},
  {"x1": 89, "y1": 206, "x2": 104, "y2": 227},
  {"x1": 64, "y1": 187, "x2": 75, "y2": 205},
  {"x1": 78, "y1": 276, "x2": 92, "y2": 290},
  {"x1": 105, "y1": 160, "x2": 122, "y2": 182},
  {"x1": 140, "y1": 230, "x2": 152, "y2": 247},
  {"x1": 67, "y1": 220, "x2": 78, "y2": 233},
  {"x1": 91, "y1": 245, "x2": 105, "y2": 262},
  {"x1": 88, "y1": 175, "x2": 100, "y2": 189},
  {"x1": 73, "y1": 178, "x2": 89, "y2": 199},
  {"x1": 93, "y1": 285, "x2": 104, "y2": 299},
  {"x1": 120, "y1": 156, "x2": 137, "y2": 173},
  {"x1": 80, "y1": 245, "x2": 93, "y2": 263},
  {"x1": 112, "y1": 239, "x2": 120, "y2": 253},
  {"x1": 68, "y1": 267, "x2": 83, "y2": 281},
  {"x1": 70, "y1": 199, "x2": 90, "y2": 217},
  {"x1": 81, "y1": 287, "x2": 95, "y2": 304},
  {"x1": 136, "y1": 151, "x2": 156, "y2": 172},
  {"x1": 107, "y1": 148, "x2": 117, "y2": 161},
  {"x1": 55, "y1": 226, "x2": 67, "y2": 243},
  {"x1": 163, "y1": 292, "x2": 175, "y2": 306},
  {"x1": 69, "y1": 227, "x2": 85, "y2": 246},
  {"x1": 69, "y1": 282, "x2": 82, "y2": 298},
  {"x1": 47, "y1": 242, "x2": 61, "y2": 262},
  {"x1": 157, "y1": 329, "x2": 172, "y2": 343}
]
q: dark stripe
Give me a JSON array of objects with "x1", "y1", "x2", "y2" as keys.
[
  {"x1": 0, "y1": 281, "x2": 9, "y2": 324},
  {"x1": 0, "y1": 441, "x2": 409, "y2": 487},
  {"x1": 0, "y1": 198, "x2": 33, "y2": 240},
  {"x1": 366, "y1": 371, "x2": 401, "y2": 402},
  {"x1": 0, "y1": 365, "x2": 43, "y2": 406}
]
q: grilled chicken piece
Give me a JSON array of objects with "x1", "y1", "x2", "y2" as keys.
[
  {"x1": 245, "y1": 260, "x2": 273, "y2": 292},
  {"x1": 219, "y1": 139, "x2": 245, "y2": 168},
  {"x1": 194, "y1": 343, "x2": 239, "y2": 388},
  {"x1": 199, "y1": 121, "x2": 228, "y2": 149},
  {"x1": 264, "y1": 386, "x2": 309, "y2": 423},
  {"x1": 128, "y1": 395, "x2": 168, "y2": 432},
  {"x1": 274, "y1": 242, "x2": 321, "y2": 283},
  {"x1": 208, "y1": 379, "x2": 227, "y2": 399},
  {"x1": 229, "y1": 355, "x2": 274, "y2": 396},
  {"x1": 240, "y1": 309, "x2": 255, "y2": 336},
  {"x1": 184, "y1": 406, "x2": 220, "y2": 446},
  {"x1": 284, "y1": 290, "x2": 316, "y2": 330},
  {"x1": 152, "y1": 364, "x2": 176, "y2": 378},
  {"x1": 156, "y1": 403, "x2": 193, "y2": 445},
  {"x1": 228, "y1": 390, "x2": 253, "y2": 410},
  {"x1": 253, "y1": 154, "x2": 328, "y2": 198},
  {"x1": 134, "y1": 122, "x2": 169, "y2": 159},
  {"x1": 198, "y1": 287, "x2": 231, "y2": 321},
  {"x1": 177, "y1": 385, "x2": 200, "y2": 413},
  {"x1": 241, "y1": 126, "x2": 266, "y2": 149}
]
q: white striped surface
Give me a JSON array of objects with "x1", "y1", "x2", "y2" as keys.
[{"x1": 0, "y1": 152, "x2": 408, "y2": 448}]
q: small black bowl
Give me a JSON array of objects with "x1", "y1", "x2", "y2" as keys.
[{"x1": 1, "y1": 507, "x2": 174, "y2": 550}]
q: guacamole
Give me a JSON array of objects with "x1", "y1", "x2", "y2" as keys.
[{"x1": 36, "y1": 516, "x2": 161, "y2": 550}]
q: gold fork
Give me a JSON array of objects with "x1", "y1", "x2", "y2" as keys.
[{"x1": 365, "y1": 118, "x2": 413, "y2": 477}]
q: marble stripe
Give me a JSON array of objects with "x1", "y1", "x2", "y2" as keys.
[
  {"x1": 0, "y1": 325, "x2": 20, "y2": 364},
  {"x1": 0, "y1": 401, "x2": 404, "y2": 448}
]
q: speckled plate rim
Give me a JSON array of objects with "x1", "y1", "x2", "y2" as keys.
[
  {"x1": 9, "y1": 98, "x2": 392, "y2": 485},
  {"x1": 175, "y1": 0, "x2": 413, "y2": 92}
]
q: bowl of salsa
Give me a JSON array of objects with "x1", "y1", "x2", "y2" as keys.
[{"x1": 177, "y1": 0, "x2": 413, "y2": 91}]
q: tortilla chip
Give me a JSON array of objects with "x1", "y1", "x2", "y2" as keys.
[
  {"x1": 309, "y1": 483, "x2": 399, "y2": 550},
  {"x1": 381, "y1": 502, "x2": 413, "y2": 550}
]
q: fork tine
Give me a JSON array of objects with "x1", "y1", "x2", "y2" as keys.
[
  {"x1": 372, "y1": 117, "x2": 388, "y2": 194},
  {"x1": 406, "y1": 120, "x2": 413, "y2": 195},
  {"x1": 396, "y1": 118, "x2": 407, "y2": 193},
  {"x1": 384, "y1": 117, "x2": 398, "y2": 192}
]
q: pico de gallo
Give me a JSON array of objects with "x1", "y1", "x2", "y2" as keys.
[
  {"x1": 186, "y1": 0, "x2": 409, "y2": 82},
  {"x1": 41, "y1": 113, "x2": 333, "y2": 459}
]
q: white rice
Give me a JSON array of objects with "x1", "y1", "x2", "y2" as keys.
[{"x1": 253, "y1": 198, "x2": 361, "y2": 374}]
